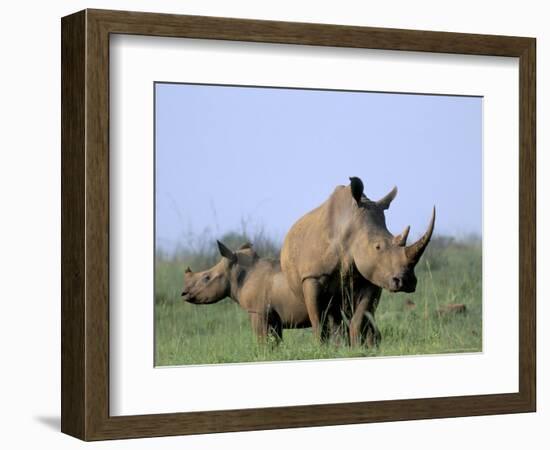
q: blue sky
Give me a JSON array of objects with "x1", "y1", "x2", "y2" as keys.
[{"x1": 155, "y1": 83, "x2": 482, "y2": 252}]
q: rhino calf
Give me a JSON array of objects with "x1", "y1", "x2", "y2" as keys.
[{"x1": 181, "y1": 241, "x2": 311, "y2": 343}]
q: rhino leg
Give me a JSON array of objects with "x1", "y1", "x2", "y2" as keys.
[
  {"x1": 266, "y1": 306, "x2": 283, "y2": 344},
  {"x1": 349, "y1": 290, "x2": 381, "y2": 348},
  {"x1": 325, "y1": 312, "x2": 347, "y2": 346},
  {"x1": 303, "y1": 278, "x2": 331, "y2": 342},
  {"x1": 365, "y1": 311, "x2": 381, "y2": 348},
  {"x1": 365, "y1": 291, "x2": 382, "y2": 348},
  {"x1": 349, "y1": 298, "x2": 369, "y2": 346},
  {"x1": 249, "y1": 306, "x2": 282, "y2": 345}
]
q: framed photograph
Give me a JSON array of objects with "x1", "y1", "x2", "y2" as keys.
[{"x1": 61, "y1": 9, "x2": 536, "y2": 441}]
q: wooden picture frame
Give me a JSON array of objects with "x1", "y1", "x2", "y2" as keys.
[{"x1": 61, "y1": 9, "x2": 536, "y2": 441}]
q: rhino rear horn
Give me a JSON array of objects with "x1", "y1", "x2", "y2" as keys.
[
  {"x1": 217, "y1": 240, "x2": 237, "y2": 263},
  {"x1": 185, "y1": 266, "x2": 192, "y2": 273},
  {"x1": 349, "y1": 177, "x2": 364, "y2": 205},
  {"x1": 405, "y1": 207, "x2": 436, "y2": 264},
  {"x1": 376, "y1": 186, "x2": 398, "y2": 210},
  {"x1": 393, "y1": 225, "x2": 410, "y2": 247},
  {"x1": 238, "y1": 242, "x2": 253, "y2": 250}
]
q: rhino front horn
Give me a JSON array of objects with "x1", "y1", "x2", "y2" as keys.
[{"x1": 405, "y1": 206, "x2": 436, "y2": 263}]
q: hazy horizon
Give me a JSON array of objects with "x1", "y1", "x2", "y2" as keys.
[{"x1": 155, "y1": 83, "x2": 482, "y2": 253}]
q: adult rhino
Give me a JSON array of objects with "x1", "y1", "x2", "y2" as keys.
[{"x1": 280, "y1": 176, "x2": 435, "y2": 346}]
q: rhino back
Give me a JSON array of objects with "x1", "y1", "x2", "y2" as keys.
[
  {"x1": 237, "y1": 259, "x2": 275, "y2": 311},
  {"x1": 281, "y1": 185, "x2": 354, "y2": 295}
]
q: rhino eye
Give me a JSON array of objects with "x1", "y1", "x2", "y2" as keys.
[
  {"x1": 203, "y1": 275, "x2": 210, "y2": 283},
  {"x1": 375, "y1": 244, "x2": 381, "y2": 251}
]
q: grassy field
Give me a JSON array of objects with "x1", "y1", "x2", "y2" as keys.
[{"x1": 155, "y1": 237, "x2": 482, "y2": 366}]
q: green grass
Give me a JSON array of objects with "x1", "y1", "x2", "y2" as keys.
[{"x1": 155, "y1": 240, "x2": 482, "y2": 366}]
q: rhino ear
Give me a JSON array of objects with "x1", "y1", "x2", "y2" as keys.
[
  {"x1": 376, "y1": 186, "x2": 397, "y2": 210},
  {"x1": 185, "y1": 266, "x2": 193, "y2": 274},
  {"x1": 238, "y1": 242, "x2": 253, "y2": 250},
  {"x1": 349, "y1": 177, "x2": 364, "y2": 205},
  {"x1": 217, "y1": 240, "x2": 237, "y2": 263}
]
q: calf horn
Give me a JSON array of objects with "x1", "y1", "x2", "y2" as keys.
[{"x1": 405, "y1": 207, "x2": 436, "y2": 263}]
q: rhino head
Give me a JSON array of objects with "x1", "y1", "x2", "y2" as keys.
[
  {"x1": 347, "y1": 177, "x2": 435, "y2": 293},
  {"x1": 181, "y1": 241, "x2": 256, "y2": 304}
]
